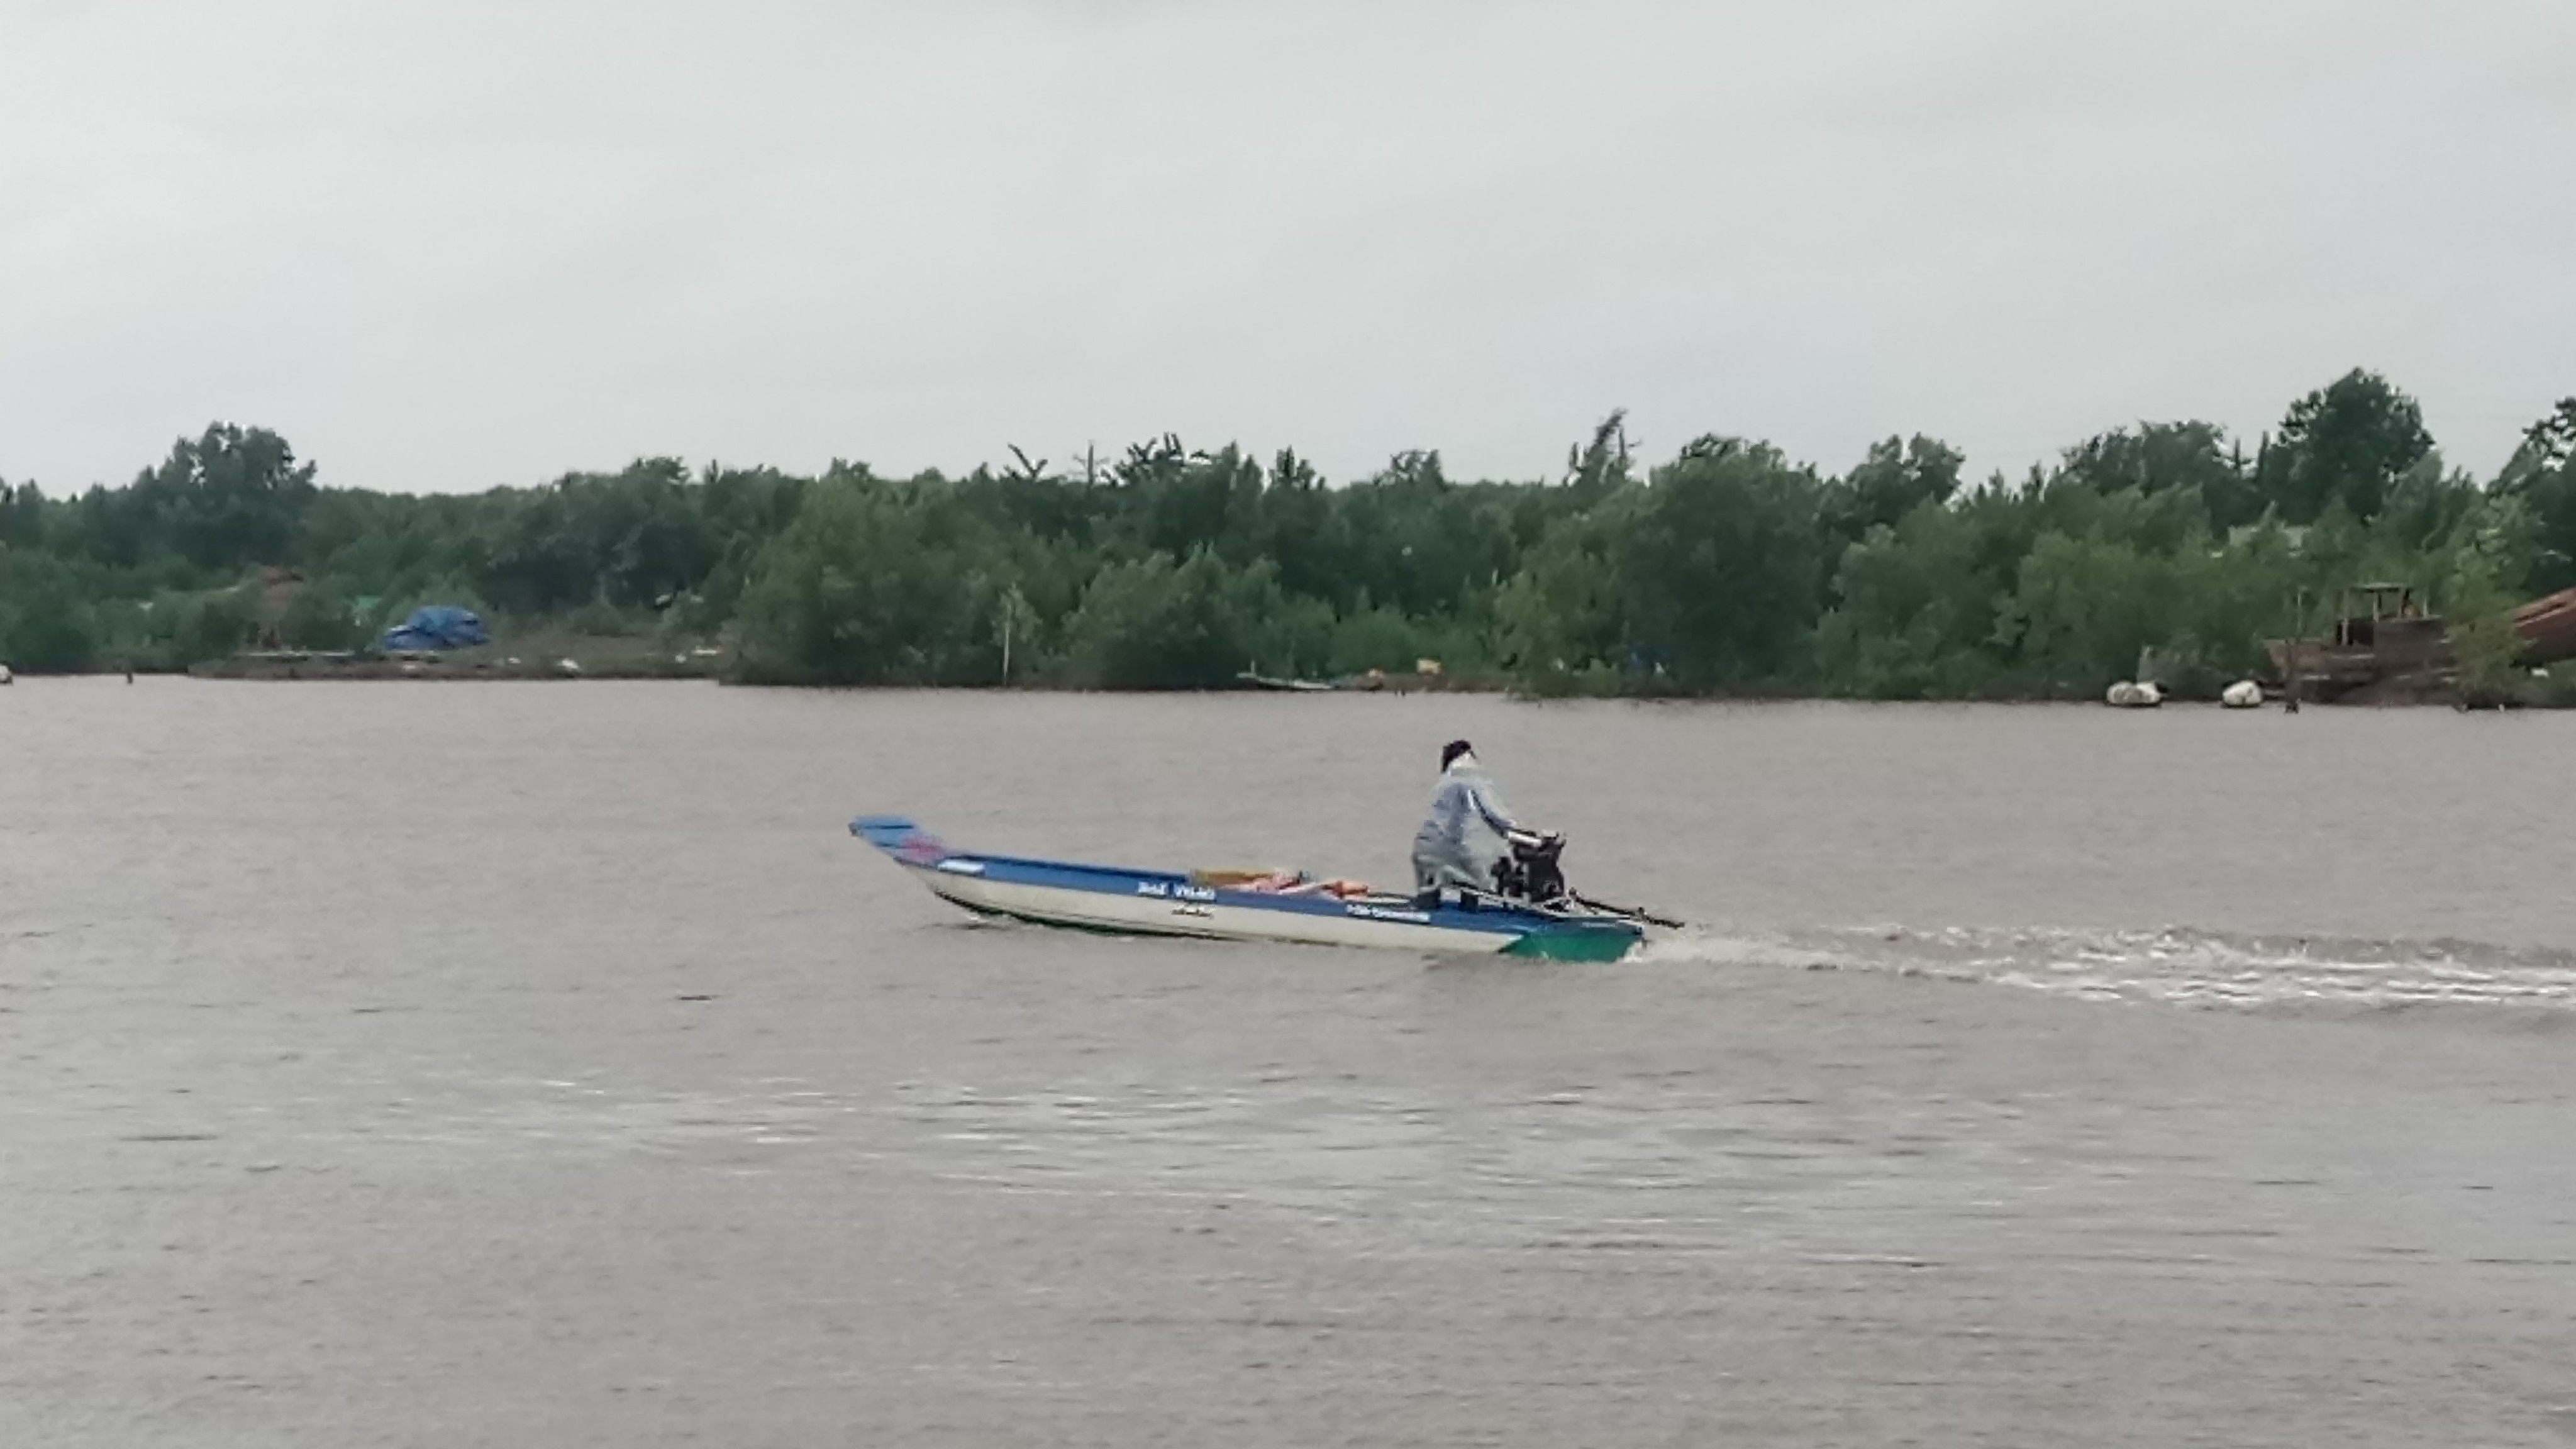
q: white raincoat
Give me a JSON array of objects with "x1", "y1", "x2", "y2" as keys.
[{"x1": 1410, "y1": 752, "x2": 1521, "y2": 894}]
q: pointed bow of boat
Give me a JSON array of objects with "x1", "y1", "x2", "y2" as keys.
[{"x1": 850, "y1": 815, "x2": 957, "y2": 867}]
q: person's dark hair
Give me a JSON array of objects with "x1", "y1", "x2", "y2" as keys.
[{"x1": 1440, "y1": 740, "x2": 1474, "y2": 770}]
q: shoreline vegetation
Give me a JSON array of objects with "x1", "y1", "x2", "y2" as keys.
[{"x1": 6, "y1": 369, "x2": 2576, "y2": 706}]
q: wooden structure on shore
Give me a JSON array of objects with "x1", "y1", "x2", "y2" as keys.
[
  {"x1": 2265, "y1": 584, "x2": 2448, "y2": 704},
  {"x1": 2264, "y1": 581, "x2": 2576, "y2": 704}
]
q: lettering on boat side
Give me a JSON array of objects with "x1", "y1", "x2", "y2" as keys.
[
  {"x1": 1135, "y1": 882, "x2": 1216, "y2": 902},
  {"x1": 1345, "y1": 903, "x2": 1431, "y2": 924},
  {"x1": 933, "y1": 859, "x2": 985, "y2": 875}
]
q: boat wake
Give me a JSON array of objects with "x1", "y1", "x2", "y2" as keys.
[{"x1": 1638, "y1": 923, "x2": 2576, "y2": 1018}]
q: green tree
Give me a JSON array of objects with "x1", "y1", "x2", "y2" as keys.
[
  {"x1": 0, "y1": 480, "x2": 45, "y2": 550},
  {"x1": 2058, "y1": 422, "x2": 2254, "y2": 528},
  {"x1": 1563, "y1": 409, "x2": 1636, "y2": 504},
  {"x1": 1, "y1": 381, "x2": 2560, "y2": 698},
  {"x1": 1815, "y1": 501, "x2": 2014, "y2": 697},
  {"x1": 0, "y1": 548, "x2": 99, "y2": 671},
  {"x1": 110, "y1": 584, "x2": 264, "y2": 668},
  {"x1": 277, "y1": 578, "x2": 370, "y2": 651},
  {"x1": 1824, "y1": 434, "x2": 1963, "y2": 543},
  {"x1": 731, "y1": 481, "x2": 999, "y2": 685},
  {"x1": 2440, "y1": 493, "x2": 2541, "y2": 702},
  {"x1": 2259, "y1": 370, "x2": 2435, "y2": 524},
  {"x1": 2496, "y1": 398, "x2": 2576, "y2": 595},
  {"x1": 1060, "y1": 548, "x2": 1291, "y2": 689},
  {"x1": 1496, "y1": 508, "x2": 1626, "y2": 691},
  {"x1": 128, "y1": 424, "x2": 319, "y2": 573},
  {"x1": 1994, "y1": 531, "x2": 2177, "y2": 694},
  {"x1": 1614, "y1": 436, "x2": 1826, "y2": 687}
]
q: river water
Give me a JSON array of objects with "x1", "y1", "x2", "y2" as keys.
[{"x1": 4, "y1": 681, "x2": 2573, "y2": 1446}]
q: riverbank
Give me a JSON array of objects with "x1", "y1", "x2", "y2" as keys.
[
  {"x1": 172, "y1": 650, "x2": 1506, "y2": 693},
  {"x1": 22, "y1": 644, "x2": 2575, "y2": 708},
  {"x1": 29, "y1": 663, "x2": 2573, "y2": 708},
  {"x1": 186, "y1": 630, "x2": 731, "y2": 682}
]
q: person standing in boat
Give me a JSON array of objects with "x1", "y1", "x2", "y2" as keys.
[{"x1": 1413, "y1": 740, "x2": 1536, "y2": 901}]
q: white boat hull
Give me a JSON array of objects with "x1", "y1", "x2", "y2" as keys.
[
  {"x1": 915, "y1": 865, "x2": 1516, "y2": 954},
  {"x1": 849, "y1": 816, "x2": 1648, "y2": 962}
]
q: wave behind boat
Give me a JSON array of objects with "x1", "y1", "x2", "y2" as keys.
[{"x1": 1636, "y1": 922, "x2": 2576, "y2": 1020}]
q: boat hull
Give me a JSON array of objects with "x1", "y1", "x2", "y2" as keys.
[{"x1": 852, "y1": 816, "x2": 1642, "y2": 962}]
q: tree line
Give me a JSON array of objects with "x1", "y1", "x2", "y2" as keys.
[{"x1": 4, "y1": 369, "x2": 2574, "y2": 696}]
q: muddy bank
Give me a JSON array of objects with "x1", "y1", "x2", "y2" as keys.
[{"x1": 188, "y1": 648, "x2": 724, "y2": 682}]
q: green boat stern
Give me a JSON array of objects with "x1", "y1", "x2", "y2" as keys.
[{"x1": 1500, "y1": 925, "x2": 1643, "y2": 963}]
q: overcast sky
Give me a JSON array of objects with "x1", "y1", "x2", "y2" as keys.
[{"x1": 3, "y1": 0, "x2": 2570, "y2": 496}]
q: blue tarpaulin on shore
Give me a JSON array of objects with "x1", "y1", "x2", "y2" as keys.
[{"x1": 381, "y1": 606, "x2": 489, "y2": 652}]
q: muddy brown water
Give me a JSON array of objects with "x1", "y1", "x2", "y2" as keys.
[{"x1": 4, "y1": 681, "x2": 2572, "y2": 1446}]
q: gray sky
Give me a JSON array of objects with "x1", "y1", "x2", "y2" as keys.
[{"x1": 3, "y1": 0, "x2": 2571, "y2": 495}]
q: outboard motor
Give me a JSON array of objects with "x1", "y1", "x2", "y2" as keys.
[{"x1": 1492, "y1": 829, "x2": 1570, "y2": 905}]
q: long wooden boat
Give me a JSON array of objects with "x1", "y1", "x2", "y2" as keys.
[
  {"x1": 1235, "y1": 670, "x2": 1337, "y2": 692},
  {"x1": 852, "y1": 816, "x2": 1648, "y2": 962},
  {"x1": 2514, "y1": 585, "x2": 2576, "y2": 666}
]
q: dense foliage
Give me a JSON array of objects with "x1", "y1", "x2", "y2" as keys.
[{"x1": 3, "y1": 372, "x2": 2572, "y2": 696}]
